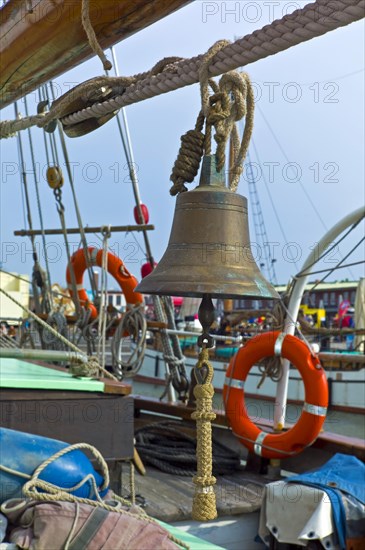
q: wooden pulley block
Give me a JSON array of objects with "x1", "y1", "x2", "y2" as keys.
[
  {"x1": 50, "y1": 79, "x2": 124, "y2": 138},
  {"x1": 46, "y1": 166, "x2": 64, "y2": 189}
]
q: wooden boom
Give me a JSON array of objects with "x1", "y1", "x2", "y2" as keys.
[{"x1": 0, "y1": 0, "x2": 190, "y2": 109}]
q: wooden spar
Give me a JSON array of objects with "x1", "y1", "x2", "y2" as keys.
[
  {"x1": 14, "y1": 224, "x2": 155, "y2": 236},
  {"x1": 0, "y1": 0, "x2": 191, "y2": 109}
]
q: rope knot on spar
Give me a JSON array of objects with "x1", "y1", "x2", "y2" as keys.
[{"x1": 191, "y1": 347, "x2": 217, "y2": 521}]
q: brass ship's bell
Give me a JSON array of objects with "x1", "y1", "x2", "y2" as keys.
[{"x1": 136, "y1": 155, "x2": 279, "y2": 300}]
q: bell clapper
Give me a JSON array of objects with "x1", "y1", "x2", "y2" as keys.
[{"x1": 197, "y1": 294, "x2": 215, "y2": 350}]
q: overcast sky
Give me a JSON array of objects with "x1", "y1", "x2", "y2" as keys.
[{"x1": 1, "y1": 1, "x2": 364, "y2": 290}]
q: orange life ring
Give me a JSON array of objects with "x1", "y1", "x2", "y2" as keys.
[
  {"x1": 66, "y1": 247, "x2": 143, "y2": 319},
  {"x1": 223, "y1": 331, "x2": 328, "y2": 459}
]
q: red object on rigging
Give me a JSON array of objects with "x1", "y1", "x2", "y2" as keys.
[{"x1": 134, "y1": 204, "x2": 149, "y2": 225}]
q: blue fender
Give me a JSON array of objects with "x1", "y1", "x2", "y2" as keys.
[{"x1": 0, "y1": 428, "x2": 108, "y2": 503}]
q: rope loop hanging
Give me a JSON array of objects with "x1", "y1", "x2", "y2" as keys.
[
  {"x1": 81, "y1": 0, "x2": 112, "y2": 71},
  {"x1": 169, "y1": 39, "x2": 255, "y2": 196}
]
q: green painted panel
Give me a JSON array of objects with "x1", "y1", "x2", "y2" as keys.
[
  {"x1": 0, "y1": 358, "x2": 105, "y2": 392},
  {"x1": 158, "y1": 520, "x2": 225, "y2": 550}
]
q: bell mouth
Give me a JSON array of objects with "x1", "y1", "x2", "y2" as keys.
[{"x1": 135, "y1": 267, "x2": 280, "y2": 300}]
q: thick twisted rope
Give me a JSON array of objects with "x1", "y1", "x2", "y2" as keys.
[
  {"x1": 62, "y1": 0, "x2": 365, "y2": 126},
  {"x1": 190, "y1": 348, "x2": 217, "y2": 521},
  {"x1": 1, "y1": 0, "x2": 363, "y2": 139}
]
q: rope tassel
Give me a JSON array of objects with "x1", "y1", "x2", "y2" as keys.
[{"x1": 191, "y1": 347, "x2": 217, "y2": 521}]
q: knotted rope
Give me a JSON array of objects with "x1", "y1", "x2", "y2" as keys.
[
  {"x1": 170, "y1": 40, "x2": 254, "y2": 195},
  {"x1": 190, "y1": 347, "x2": 217, "y2": 521}
]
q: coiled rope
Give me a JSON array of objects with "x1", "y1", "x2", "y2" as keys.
[
  {"x1": 135, "y1": 421, "x2": 240, "y2": 477},
  {"x1": 111, "y1": 304, "x2": 147, "y2": 379}
]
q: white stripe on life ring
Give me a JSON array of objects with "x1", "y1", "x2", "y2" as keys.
[
  {"x1": 303, "y1": 402, "x2": 327, "y2": 416},
  {"x1": 274, "y1": 332, "x2": 286, "y2": 356},
  {"x1": 224, "y1": 376, "x2": 245, "y2": 390},
  {"x1": 90, "y1": 248, "x2": 98, "y2": 265},
  {"x1": 254, "y1": 431, "x2": 268, "y2": 456}
]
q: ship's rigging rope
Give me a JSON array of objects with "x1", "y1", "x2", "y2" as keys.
[
  {"x1": 14, "y1": 101, "x2": 50, "y2": 316},
  {"x1": 96, "y1": 228, "x2": 110, "y2": 371},
  {"x1": 1, "y1": 0, "x2": 364, "y2": 139},
  {"x1": 48, "y1": 82, "x2": 99, "y2": 304},
  {"x1": 23, "y1": 95, "x2": 53, "y2": 308}
]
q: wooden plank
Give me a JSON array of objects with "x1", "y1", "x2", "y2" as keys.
[
  {"x1": 0, "y1": 0, "x2": 191, "y2": 108},
  {"x1": 134, "y1": 466, "x2": 264, "y2": 522}
]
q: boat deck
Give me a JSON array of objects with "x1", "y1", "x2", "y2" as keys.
[
  {"x1": 122, "y1": 464, "x2": 265, "y2": 522},
  {"x1": 121, "y1": 465, "x2": 267, "y2": 549}
]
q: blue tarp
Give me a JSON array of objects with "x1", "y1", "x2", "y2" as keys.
[{"x1": 287, "y1": 453, "x2": 365, "y2": 549}]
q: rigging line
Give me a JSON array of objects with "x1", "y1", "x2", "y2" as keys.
[
  {"x1": 40, "y1": 85, "x2": 81, "y2": 315},
  {"x1": 251, "y1": 138, "x2": 299, "y2": 272},
  {"x1": 298, "y1": 260, "x2": 365, "y2": 277},
  {"x1": 109, "y1": 47, "x2": 155, "y2": 268},
  {"x1": 305, "y1": 236, "x2": 365, "y2": 295},
  {"x1": 252, "y1": 68, "x2": 364, "y2": 86},
  {"x1": 39, "y1": 88, "x2": 51, "y2": 167},
  {"x1": 43, "y1": 85, "x2": 61, "y2": 167},
  {"x1": 257, "y1": 104, "x2": 356, "y2": 280},
  {"x1": 246, "y1": 149, "x2": 279, "y2": 283},
  {"x1": 19, "y1": 165, "x2": 27, "y2": 230},
  {"x1": 42, "y1": 88, "x2": 60, "y2": 168},
  {"x1": 14, "y1": 103, "x2": 37, "y2": 251},
  {"x1": 48, "y1": 82, "x2": 98, "y2": 302},
  {"x1": 128, "y1": 230, "x2": 147, "y2": 260},
  {"x1": 14, "y1": 101, "x2": 42, "y2": 313},
  {"x1": 257, "y1": 104, "x2": 328, "y2": 230},
  {"x1": 296, "y1": 215, "x2": 365, "y2": 277},
  {"x1": 24, "y1": 95, "x2": 53, "y2": 304}
]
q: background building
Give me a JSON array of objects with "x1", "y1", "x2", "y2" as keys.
[{"x1": 0, "y1": 272, "x2": 30, "y2": 325}]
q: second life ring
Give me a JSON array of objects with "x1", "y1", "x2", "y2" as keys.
[
  {"x1": 223, "y1": 331, "x2": 328, "y2": 459},
  {"x1": 66, "y1": 247, "x2": 143, "y2": 319}
]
